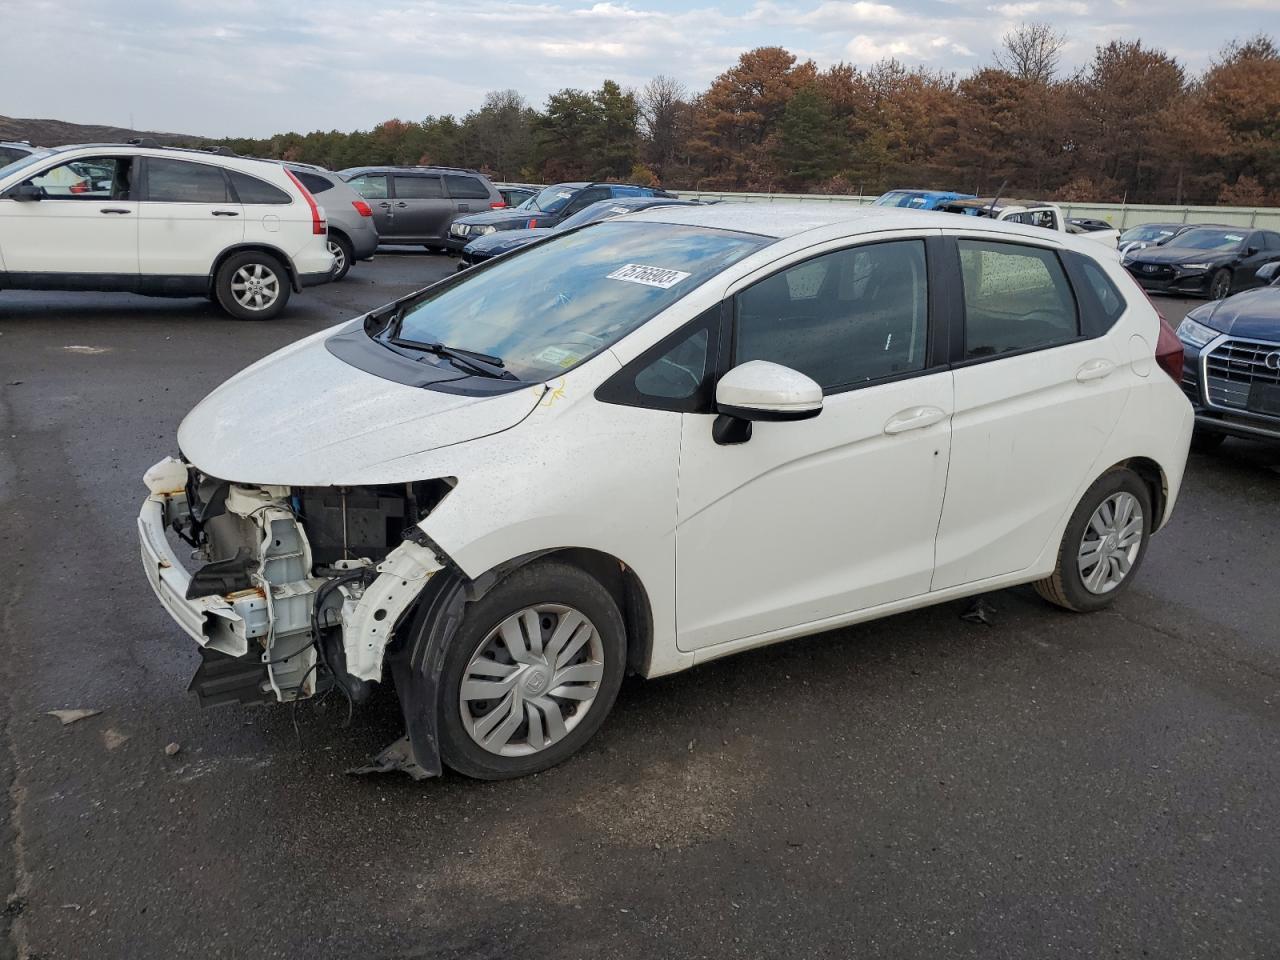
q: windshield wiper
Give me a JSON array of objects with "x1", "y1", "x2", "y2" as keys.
[{"x1": 389, "y1": 336, "x2": 517, "y2": 380}]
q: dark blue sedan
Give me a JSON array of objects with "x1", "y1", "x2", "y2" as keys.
[{"x1": 1177, "y1": 261, "x2": 1280, "y2": 448}]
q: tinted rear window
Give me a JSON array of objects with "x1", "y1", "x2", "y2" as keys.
[
  {"x1": 444, "y1": 174, "x2": 490, "y2": 199},
  {"x1": 146, "y1": 158, "x2": 229, "y2": 203},
  {"x1": 292, "y1": 171, "x2": 333, "y2": 196},
  {"x1": 229, "y1": 170, "x2": 290, "y2": 204}
]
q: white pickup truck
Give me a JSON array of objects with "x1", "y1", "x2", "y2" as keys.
[{"x1": 939, "y1": 198, "x2": 1121, "y2": 249}]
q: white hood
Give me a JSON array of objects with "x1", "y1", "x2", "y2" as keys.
[{"x1": 178, "y1": 328, "x2": 543, "y2": 486}]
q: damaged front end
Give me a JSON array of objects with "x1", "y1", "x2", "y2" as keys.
[{"x1": 137, "y1": 456, "x2": 450, "y2": 732}]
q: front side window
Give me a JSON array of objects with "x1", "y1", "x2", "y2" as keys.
[
  {"x1": 345, "y1": 173, "x2": 388, "y2": 199},
  {"x1": 444, "y1": 174, "x2": 490, "y2": 200},
  {"x1": 958, "y1": 239, "x2": 1078, "y2": 359},
  {"x1": 391, "y1": 221, "x2": 768, "y2": 382},
  {"x1": 563, "y1": 187, "x2": 609, "y2": 215},
  {"x1": 393, "y1": 175, "x2": 444, "y2": 200},
  {"x1": 28, "y1": 156, "x2": 130, "y2": 199},
  {"x1": 735, "y1": 239, "x2": 929, "y2": 391},
  {"x1": 145, "y1": 158, "x2": 229, "y2": 203}
]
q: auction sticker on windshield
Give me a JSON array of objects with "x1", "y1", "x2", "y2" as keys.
[{"x1": 607, "y1": 263, "x2": 692, "y2": 289}]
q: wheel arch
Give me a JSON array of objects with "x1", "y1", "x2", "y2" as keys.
[
  {"x1": 1113, "y1": 456, "x2": 1168, "y2": 531},
  {"x1": 209, "y1": 243, "x2": 302, "y2": 294}
]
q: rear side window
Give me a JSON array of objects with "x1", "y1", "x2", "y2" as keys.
[
  {"x1": 146, "y1": 158, "x2": 229, "y2": 203},
  {"x1": 0, "y1": 147, "x2": 25, "y2": 165},
  {"x1": 957, "y1": 240, "x2": 1078, "y2": 359},
  {"x1": 393, "y1": 175, "x2": 444, "y2": 199},
  {"x1": 735, "y1": 239, "x2": 929, "y2": 391},
  {"x1": 228, "y1": 170, "x2": 290, "y2": 204},
  {"x1": 345, "y1": 173, "x2": 388, "y2": 199},
  {"x1": 292, "y1": 171, "x2": 333, "y2": 196},
  {"x1": 443, "y1": 174, "x2": 490, "y2": 199},
  {"x1": 1261, "y1": 232, "x2": 1280, "y2": 251},
  {"x1": 1078, "y1": 258, "x2": 1126, "y2": 324}
]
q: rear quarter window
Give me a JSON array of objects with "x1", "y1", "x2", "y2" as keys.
[
  {"x1": 443, "y1": 174, "x2": 490, "y2": 200},
  {"x1": 229, "y1": 170, "x2": 291, "y2": 204},
  {"x1": 292, "y1": 171, "x2": 334, "y2": 196}
]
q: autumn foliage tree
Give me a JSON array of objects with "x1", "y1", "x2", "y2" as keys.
[{"x1": 214, "y1": 32, "x2": 1280, "y2": 205}]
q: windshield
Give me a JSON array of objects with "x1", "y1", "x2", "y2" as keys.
[
  {"x1": 392, "y1": 221, "x2": 769, "y2": 381},
  {"x1": 873, "y1": 191, "x2": 914, "y2": 207},
  {"x1": 1121, "y1": 225, "x2": 1178, "y2": 244},
  {"x1": 1171, "y1": 229, "x2": 1246, "y2": 252},
  {"x1": 0, "y1": 149, "x2": 54, "y2": 181},
  {"x1": 528, "y1": 185, "x2": 582, "y2": 215}
]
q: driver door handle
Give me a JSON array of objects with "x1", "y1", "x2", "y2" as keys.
[
  {"x1": 211, "y1": 209, "x2": 239, "y2": 216},
  {"x1": 884, "y1": 406, "x2": 946, "y2": 435},
  {"x1": 100, "y1": 208, "x2": 131, "y2": 214},
  {"x1": 1076, "y1": 358, "x2": 1115, "y2": 382}
]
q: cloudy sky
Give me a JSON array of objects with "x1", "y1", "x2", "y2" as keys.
[{"x1": 3, "y1": 0, "x2": 1269, "y2": 137}]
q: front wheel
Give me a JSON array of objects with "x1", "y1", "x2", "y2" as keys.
[
  {"x1": 1034, "y1": 468, "x2": 1152, "y2": 613},
  {"x1": 433, "y1": 561, "x2": 627, "y2": 780},
  {"x1": 214, "y1": 251, "x2": 290, "y2": 320},
  {"x1": 1209, "y1": 268, "x2": 1232, "y2": 300}
]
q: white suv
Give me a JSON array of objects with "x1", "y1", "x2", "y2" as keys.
[
  {"x1": 0, "y1": 143, "x2": 334, "y2": 319},
  {"x1": 139, "y1": 204, "x2": 1193, "y2": 780}
]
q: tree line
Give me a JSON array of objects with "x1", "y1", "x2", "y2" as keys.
[{"x1": 213, "y1": 28, "x2": 1280, "y2": 206}]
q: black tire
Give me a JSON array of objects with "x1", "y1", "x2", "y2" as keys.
[
  {"x1": 1209, "y1": 267, "x2": 1232, "y2": 300},
  {"x1": 327, "y1": 232, "x2": 354, "y2": 281},
  {"x1": 213, "y1": 251, "x2": 290, "y2": 320},
  {"x1": 1190, "y1": 429, "x2": 1226, "y2": 453},
  {"x1": 435, "y1": 561, "x2": 627, "y2": 780},
  {"x1": 1033, "y1": 468, "x2": 1153, "y2": 613}
]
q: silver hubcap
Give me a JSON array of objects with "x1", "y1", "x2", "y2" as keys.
[
  {"x1": 230, "y1": 263, "x2": 280, "y2": 311},
  {"x1": 459, "y1": 603, "x2": 604, "y2": 757},
  {"x1": 1078, "y1": 492, "x2": 1143, "y2": 594},
  {"x1": 327, "y1": 240, "x2": 346, "y2": 274}
]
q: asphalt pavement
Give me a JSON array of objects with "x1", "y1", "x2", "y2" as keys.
[{"x1": 1, "y1": 253, "x2": 1277, "y2": 960}]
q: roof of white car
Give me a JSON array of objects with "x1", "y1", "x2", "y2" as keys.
[{"x1": 625, "y1": 201, "x2": 1110, "y2": 255}]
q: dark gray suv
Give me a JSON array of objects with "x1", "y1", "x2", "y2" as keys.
[{"x1": 338, "y1": 166, "x2": 504, "y2": 250}]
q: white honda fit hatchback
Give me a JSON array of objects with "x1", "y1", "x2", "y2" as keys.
[{"x1": 138, "y1": 204, "x2": 1193, "y2": 780}]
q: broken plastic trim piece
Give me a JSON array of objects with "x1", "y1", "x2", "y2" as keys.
[
  {"x1": 346, "y1": 735, "x2": 432, "y2": 780},
  {"x1": 341, "y1": 535, "x2": 445, "y2": 682}
]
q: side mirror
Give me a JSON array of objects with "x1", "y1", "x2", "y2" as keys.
[
  {"x1": 716, "y1": 360, "x2": 823, "y2": 422},
  {"x1": 8, "y1": 183, "x2": 45, "y2": 201},
  {"x1": 1257, "y1": 261, "x2": 1280, "y2": 285},
  {"x1": 1246, "y1": 246, "x2": 1260, "y2": 256}
]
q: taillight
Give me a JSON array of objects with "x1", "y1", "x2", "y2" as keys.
[
  {"x1": 526, "y1": 218, "x2": 538, "y2": 229},
  {"x1": 490, "y1": 201, "x2": 506, "y2": 209},
  {"x1": 1136, "y1": 284, "x2": 1183, "y2": 385},
  {"x1": 352, "y1": 199, "x2": 373, "y2": 217},
  {"x1": 1154, "y1": 315, "x2": 1184, "y2": 385},
  {"x1": 284, "y1": 168, "x2": 326, "y2": 235}
]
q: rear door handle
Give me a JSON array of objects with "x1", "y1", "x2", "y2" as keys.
[
  {"x1": 395, "y1": 202, "x2": 408, "y2": 208},
  {"x1": 1076, "y1": 358, "x2": 1115, "y2": 382},
  {"x1": 211, "y1": 209, "x2": 239, "y2": 216},
  {"x1": 378, "y1": 201, "x2": 392, "y2": 208},
  {"x1": 100, "y1": 208, "x2": 131, "y2": 214},
  {"x1": 884, "y1": 406, "x2": 946, "y2": 435}
]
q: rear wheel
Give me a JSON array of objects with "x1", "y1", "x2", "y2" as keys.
[
  {"x1": 327, "y1": 232, "x2": 353, "y2": 281},
  {"x1": 1034, "y1": 468, "x2": 1152, "y2": 613},
  {"x1": 1209, "y1": 268, "x2": 1232, "y2": 300},
  {"x1": 214, "y1": 251, "x2": 290, "y2": 320},
  {"x1": 434, "y1": 561, "x2": 627, "y2": 780}
]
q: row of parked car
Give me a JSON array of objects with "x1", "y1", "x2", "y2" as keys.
[{"x1": 0, "y1": 138, "x2": 687, "y2": 317}]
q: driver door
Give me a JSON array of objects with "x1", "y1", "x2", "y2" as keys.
[
  {"x1": 674, "y1": 235, "x2": 954, "y2": 652},
  {"x1": 0, "y1": 154, "x2": 139, "y2": 279}
]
